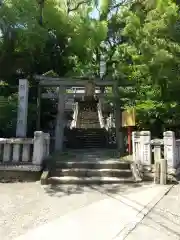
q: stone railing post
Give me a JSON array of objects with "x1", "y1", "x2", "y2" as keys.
[
  {"x1": 43, "y1": 133, "x2": 50, "y2": 158},
  {"x1": 163, "y1": 131, "x2": 176, "y2": 170},
  {"x1": 70, "y1": 102, "x2": 79, "y2": 129},
  {"x1": 132, "y1": 131, "x2": 140, "y2": 162},
  {"x1": 32, "y1": 131, "x2": 44, "y2": 165},
  {"x1": 97, "y1": 101, "x2": 104, "y2": 128},
  {"x1": 175, "y1": 140, "x2": 180, "y2": 167},
  {"x1": 152, "y1": 139, "x2": 163, "y2": 163},
  {"x1": 160, "y1": 159, "x2": 167, "y2": 185},
  {"x1": 140, "y1": 131, "x2": 151, "y2": 166}
]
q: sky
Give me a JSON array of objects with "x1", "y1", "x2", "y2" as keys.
[
  {"x1": 90, "y1": 0, "x2": 124, "y2": 19},
  {"x1": 91, "y1": 8, "x2": 99, "y2": 19}
]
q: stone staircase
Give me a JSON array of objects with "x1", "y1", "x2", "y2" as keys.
[
  {"x1": 77, "y1": 108, "x2": 100, "y2": 129},
  {"x1": 42, "y1": 150, "x2": 139, "y2": 185},
  {"x1": 66, "y1": 128, "x2": 108, "y2": 148},
  {"x1": 66, "y1": 99, "x2": 109, "y2": 148}
]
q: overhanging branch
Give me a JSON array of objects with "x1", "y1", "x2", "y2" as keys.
[
  {"x1": 110, "y1": 0, "x2": 129, "y2": 11},
  {"x1": 67, "y1": 0, "x2": 91, "y2": 13}
]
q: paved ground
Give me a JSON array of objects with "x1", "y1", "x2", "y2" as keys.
[
  {"x1": 126, "y1": 184, "x2": 180, "y2": 240},
  {"x1": 0, "y1": 181, "x2": 107, "y2": 240},
  {"x1": 0, "y1": 181, "x2": 179, "y2": 240},
  {"x1": 0, "y1": 180, "x2": 143, "y2": 240},
  {"x1": 14, "y1": 183, "x2": 171, "y2": 240}
]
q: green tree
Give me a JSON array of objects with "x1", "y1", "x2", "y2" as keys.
[{"x1": 115, "y1": 0, "x2": 180, "y2": 132}]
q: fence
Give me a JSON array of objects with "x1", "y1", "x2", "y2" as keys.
[
  {"x1": 132, "y1": 131, "x2": 180, "y2": 171},
  {"x1": 0, "y1": 131, "x2": 50, "y2": 169}
]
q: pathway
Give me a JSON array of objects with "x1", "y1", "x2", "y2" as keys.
[
  {"x1": 13, "y1": 183, "x2": 172, "y2": 240},
  {"x1": 125, "y1": 184, "x2": 180, "y2": 240}
]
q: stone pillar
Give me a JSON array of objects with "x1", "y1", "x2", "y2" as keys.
[
  {"x1": 153, "y1": 140, "x2": 162, "y2": 163},
  {"x1": 36, "y1": 85, "x2": 41, "y2": 130},
  {"x1": 132, "y1": 131, "x2": 140, "y2": 162},
  {"x1": 163, "y1": 131, "x2": 176, "y2": 169},
  {"x1": 160, "y1": 159, "x2": 167, "y2": 185},
  {"x1": 154, "y1": 161, "x2": 160, "y2": 184},
  {"x1": 32, "y1": 131, "x2": 44, "y2": 165},
  {"x1": 16, "y1": 79, "x2": 29, "y2": 137},
  {"x1": 113, "y1": 83, "x2": 123, "y2": 154},
  {"x1": 55, "y1": 86, "x2": 65, "y2": 151},
  {"x1": 140, "y1": 131, "x2": 151, "y2": 166},
  {"x1": 43, "y1": 133, "x2": 50, "y2": 157}
]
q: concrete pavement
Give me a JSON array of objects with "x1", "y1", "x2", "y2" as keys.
[
  {"x1": 125, "y1": 185, "x2": 180, "y2": 240},
  {"x1": 15, "y1": 184, "x2": 171, "y2": 240}
]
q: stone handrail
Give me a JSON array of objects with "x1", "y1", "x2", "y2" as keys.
[
  {"x1": 70, "y1": 102, "x2": 79, "y2": 129},
  {"x1": 150, "y1": 139, "x2": 164, "y2": 145},
  {"x1": 0, "y1": 131, "x2": 50, "y2": 166},
  {"x1": 97, "y1": 102, "x2": 104, "y2": 128},
  {"x1": 0, "y1": 137, "x2": 34, "y2": 163},
  {"x1": 0, "y1": 138, "x2": 33, "y2": 144},
  {"x1": 132, "y1": 131, "x2": 180, "y2": 170}
]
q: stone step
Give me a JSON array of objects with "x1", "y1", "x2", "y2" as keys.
[
  {"x1": 67, "y1": 142, "x2": 107, "y2": 146},
  {"x1": 65, "y1": 145, "x2": 109, "y2": 149},
  {"x1": 67, "y1": 135, "x2": 107, "y2": 138},
  {"x1": 54, "y1": 161, "x2": 131, "y2": 169},
  {"x1": 53, "y1": 168, "x2": 132, "y2": 178},
  {"x1": 75, "y1": 139, "x2": 107, "y2": 142},
  {"x1": 73, "y1": 130, "x2": 107, "y2": 132},
  {"x1": 79, "y1": 118, "x2": 99, "y2": 120},
  {"x1": 75, "y1": 142, "x2": 107, "y2": 145},
  {"x1": 79, "y1": 120, "x2": 98, "y2": 122},
  {"x1": 74, "y1": 133, "x2": 107, "y2": 135},
  {"x1": 73, "y1": 138, "x2": 106, "y2": 140},
  {"x1": 78, "y1": 145, "x2": 107, "y2": 148},
  {"x1": 67, "y1": 145, "x2": 108, "y2": 148},
  {"x1": 79, "y1": 117, "x2": 98, "y2": 120},
  {"x1": 47, "y1": 176, "x2": 135, "y2": 184},
  {"x1": 72, "y1": 138, "x2": 106, "y2": 141},
  {"x1": 74, "y1": 141, "x2": 106, "y2": 142}
]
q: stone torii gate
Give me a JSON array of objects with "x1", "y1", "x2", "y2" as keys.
[{"x1": 16, "y1": 75, "x2": 128, "y2": 153}]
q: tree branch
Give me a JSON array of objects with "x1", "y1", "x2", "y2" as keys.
[
  {"x1": 67, "y1": 0, "x2": 90, "y2": 13},
  {"x1": 110, "y1": 0, "x2": 129, "y2": 11}
]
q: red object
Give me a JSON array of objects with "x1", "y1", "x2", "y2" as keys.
[{"x1": 127, "y1": 126, "x2": 132, "y2": 154}]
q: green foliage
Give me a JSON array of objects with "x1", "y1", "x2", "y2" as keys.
[
  {"x1": 113, "y1": 0, "x2": 180, "y2": 129},
  {"x1": 1, "y1": 0, "x2": 180, "y2": 135},
  {"x1": 0, "y1": 95, "x2": 18, "y2": 137}
]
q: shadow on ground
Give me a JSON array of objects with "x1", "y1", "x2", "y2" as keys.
[
  {"x1": 44, "y1": 183, "x2": 180, "y2": 239},
  {"x1": 0, "y1": 179, "x2": 39, "y2": 184},
  {"x1": 0, "y1": 171, "x2": 40, "y2": 184},
  {"x1": 52, "y1": 149, "x2": 131, "y2": 162},
  {"x1": 44, "y1": 182, "x2": 143, "y2": 197},
  {"x1": 45, "y1": 183, "x2": 180, "y2": 239}
]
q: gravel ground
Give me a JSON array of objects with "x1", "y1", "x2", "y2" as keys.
[
  {"x1": 0, "y1": 182, "x2": 104, "y2": 240},
  {"x1": 0, "y1": 181, "x2": 145, "y2": 240}
]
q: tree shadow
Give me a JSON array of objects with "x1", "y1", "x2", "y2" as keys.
[
  {"x1": 44, "y1": 182, "x2": 143, "y2": 198},
  {"x1": 0, "y1": 171, "x2": 40, "y2": 184},
  {"x1": 44, "y1": 182, "x2": 180, "y2": 238},
  {"x1": 0, "y1": 179, "x2": 39, "y2": 183},
  {"x1": 53, "y1": 149, "x2": 125, "y2": 162}
]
